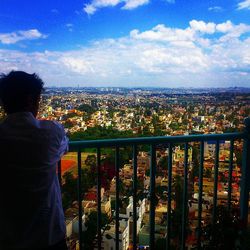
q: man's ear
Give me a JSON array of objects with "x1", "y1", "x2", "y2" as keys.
[{"x1": 27, "y1": 95, "x2": 40, "y2": 117}]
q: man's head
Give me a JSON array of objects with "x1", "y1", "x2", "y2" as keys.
[{"x1": 0, "y1": 71, "x2": 44, "y2": 117}]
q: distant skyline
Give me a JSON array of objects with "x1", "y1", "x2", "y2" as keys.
[{"x1": 0, "y1": 0, "x2": 250, "y2": 87}]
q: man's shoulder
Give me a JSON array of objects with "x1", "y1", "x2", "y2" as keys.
[
  {"x1": 38, "y1": 120, "x2": 66, "y2": 138},
  {"x1": 38, "y1": 120, "x2": 68, "y2": 156},
  {"x1": 38, "y1": 120, "x2": 64, "y2": 131}
]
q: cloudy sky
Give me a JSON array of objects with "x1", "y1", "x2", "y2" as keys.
[{"x1": 0, "y1": 0, "x2": 250, "y2": 87}]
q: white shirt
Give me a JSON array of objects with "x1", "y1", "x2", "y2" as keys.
[{"x1": 0, "y1": 112, "x2": 68, "y2": 248}]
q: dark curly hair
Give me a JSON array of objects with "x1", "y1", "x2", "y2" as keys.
[{"x1": 0, "y1": 71, "x2": 44, "y2": 114}]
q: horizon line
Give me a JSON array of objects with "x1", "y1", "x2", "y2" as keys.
[{"x1": 45, "y1": 86, "x2": 250, "y2": 90}]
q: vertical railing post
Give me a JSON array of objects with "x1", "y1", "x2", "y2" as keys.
[
  {"x1": 77, "y1": 150, "x2": 83, "y2": 250},
  {"x1": 97, "y1": 147, "x2": 102, "y2": 250},
  {"x1": 167, "y1": 143, "x2": 173, "y2": 249},
  {"x1": 197, "y1": 141, "x2": 204, "y2": 250},
  {"x1": 132, "y1": 145, "x2": 138, "y2": 250},
  {"x1": 227, "y1": 140, "x2": 234, "y2": 210},
  {"x1": 240, "y1": 117, "x2": 250, "y2": 249},
  {"x1": 149, "y1": 144, "x2": 156, "y2": 249},
  {"x1": 115, "y1": 146, "x2": 120, "y2": 250},
  {"x1": 212, "y1": 141, "x2": 219, "y2": 230},
  {"x1": 181, "y1": 143, "x2": 189, "y2": 250}
]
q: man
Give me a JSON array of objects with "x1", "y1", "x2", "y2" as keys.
[{"x1": 0, "y1": 71, "x2": 68, "y2": 249}]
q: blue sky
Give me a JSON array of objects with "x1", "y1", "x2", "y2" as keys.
[{"x1": 0, "y1": 0, "x2": 250, "y2": 87}]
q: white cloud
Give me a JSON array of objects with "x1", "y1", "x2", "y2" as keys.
[
  {"x1": 0, "y1": 20, "x2": 250, "y2": 87},
  {"x1": 84, "y1": 4, "x2": 97, "y2": 15},
  {"x1": 0, "y1": 29, "x2": 47, "y2": 45},
  {"x1": 83, "y1": 0, "x2": 175, "y2": 15},
  {"x1": 83, "y1": 0, "x2": 149, "y2": 15},
  {"x1": 51, "y1": 9, "x2": 59, "y2": 14},
  {"x1": 65, "y1": 23, "x2": 73, "y2": 32},
  {"x1": 189, "y1": 20, "x2": 216, "y2": 34},
  {"x1": 208, "y1": 6, "x2": 223, "y2": 12},
  {"x1": 165, "y1": 0, "x2": 175, "y2": 3},
  {"x1": 216, "y1": 20, "x2": 234, "y2": 33},
  {"x1": 122, "y1": 0, "x2": 149, "y2": 10},
  {"x1": 237, "y1": 0, "x2": 250, "y2": 10},
  {"x1": 130, "y1": 24, "x2": 195, "y2": 42},
  {"x1": 60, "y1": 57, "x2": 94, "y2": 74},
  {"x1": 217, "y1": 22, "x2": 250, "y2": 42},
  {"x1": 94, "y1": 0, "x2": 121, "y2": 7}
]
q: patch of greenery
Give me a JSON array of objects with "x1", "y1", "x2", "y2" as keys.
[{"x1": 69, "y1": 126, "x2": 135, "y2": 141}]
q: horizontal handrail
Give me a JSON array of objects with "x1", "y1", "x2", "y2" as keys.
[{"x1": 68, "y1": 132, "x2": 246, "y2": 150}]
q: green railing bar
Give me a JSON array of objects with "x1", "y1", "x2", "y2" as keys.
[
  {"x1": 197, "y1": 141, "x2": 204, "y2": 249},
  {"x1": 167, "y1": 144, "x2": 173, "y2": 249},
  {"x1": 227, "y1": 140, "x2": 234, "y2": 210},
  {"x1": 240, "y1": 118, "x2": 250, "y2": 250},
  {"x1": 132, "y1": 145, "x2": 138, "y2": 250},
  {"x1": 240, "y1": 134, "x2": 250, "y2": 225},
  {"x1": 68, "y1": 132, "x2": 245, "y2": 151},
  {"x1": 149, "y1": 144, "x2": 156, "y2": 249},
  {"x1": 181, "y1": 143, "x2": 189, "y2": 250},
  {"x1": 77, "y1": 150, "x2": 83, "y2": 250},
  {"x1": 115, "y1": 146, "x2": 120, "y2": 250},
  {"x1": 212, "y1": 140, "x2": 220, "y2": 230},
  {"x1": 97, "y1": 147, "x2": 102, "y2": 250}
]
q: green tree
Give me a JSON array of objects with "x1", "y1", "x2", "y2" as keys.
[
  {"x1": 145, "y1": 169, "x2": 150, "y2": 177},
  {"x1": 142, "y1": 125, "x2": 152, "y2": 136},
  {"x1": 82, "y1": 211, "x2": 110, "y2": 249},
  {"x1": 85, "y1": 155, "x2": 97, "y2": 171},
  {"x1": 62, "y1": 168, "x2": 96, "y2": 211},
  {"x1": 62, "y1": 172, "x2": 77, "y2": 210},
  {"x1": 235, "y1": 149, "x2": 242, "y2": 166},
  {"x1": 70, "y1": 126, "x2": 134, "y2": 140},
  {"x1": 204, "y1": 168, "x2": 212, "y2": 178},
  {"x1": 169, "y1": 122, "x2": 180, "y2": 130},
  {"x1": 171, "y1": 175, "x2": 188, "y2": 247},
  {"x1": 203, "y1": 206, "x2": 242, "y2": 249},
  {"x1": 158, "y1": 156, "x2": 168, "y2": 170},
  {"x1": 64, "y1": 120, "x2": 74, "y2": 128},
  {"x1": 78, "y1": 104, "x2": 95, "y2": 113},
  {"x1": 182, "y1": 116, "x2": 189, "y2": 126},
  {"x1": 173, "y1": 175, "x2": 183, "y2": 209},
  {"x1": 233, "y1": 118, "x2": 240, "y2": 127}
]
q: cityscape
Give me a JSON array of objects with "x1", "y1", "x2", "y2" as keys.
[
  {"x1": 2, "y1": 87, "x2": 248, "y2": 249},
  {"x1": 1, "y1": 0, "x2": 250, "y2": 249}
]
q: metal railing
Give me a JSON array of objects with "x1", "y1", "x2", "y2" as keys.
[{"x1": 59, "y1": 118, "x2": 250, "y2": 250}]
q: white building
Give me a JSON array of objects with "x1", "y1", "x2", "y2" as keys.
[{"x1": 99, "y1": 197, "x2": 146, "y2": 250}]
